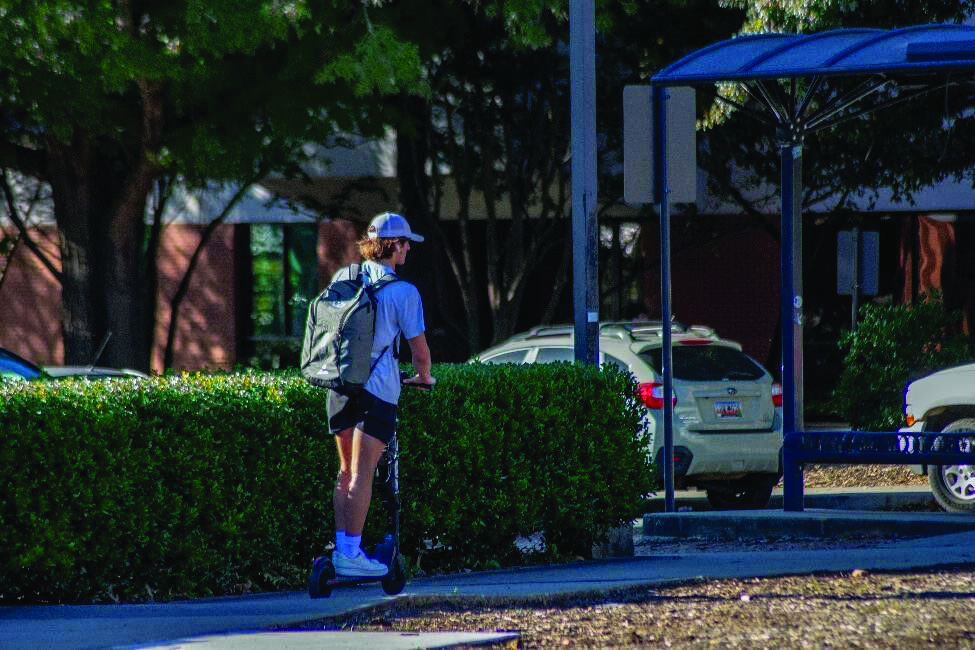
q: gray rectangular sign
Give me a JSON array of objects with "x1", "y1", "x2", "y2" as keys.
[
  {"x1": 837, "y1": 230, "x2": 879, "y2": 295},
  {"x1": 623, "y1": 85, "x2": 696, "y2": 205}
]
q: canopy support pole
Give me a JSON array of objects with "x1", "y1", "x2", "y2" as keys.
[{"x1": 781, "y1": 137, "x2": 805, "y2": 512}]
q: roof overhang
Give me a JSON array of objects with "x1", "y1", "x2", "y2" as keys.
[{"x1": 652, "y1": 23, "x2": 975, "y2": 86}]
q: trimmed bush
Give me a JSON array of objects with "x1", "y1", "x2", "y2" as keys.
[
  {"x1": 398, "y1": 362, "x2": 652, "y2": 571},
  {"x1": 0, "y1": 373, "x2": 331, "y2": 603},
  {"x1": 0, "y1": 363, "x2": 651, "y2": 603}
]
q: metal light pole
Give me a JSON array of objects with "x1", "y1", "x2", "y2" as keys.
[{"x1": 570, "y1": 0, "x2": 599, "y2": 365}]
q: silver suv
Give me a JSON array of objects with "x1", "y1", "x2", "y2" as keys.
[{"x1": 472, "y1": 321, "x2": 784, "y2": 509}]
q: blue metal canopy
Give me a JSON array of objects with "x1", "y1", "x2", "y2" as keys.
[
  {"x1": 646, "y1": 24, "x2": 975, "y2": 514},
  {"x1": 653, "y1": 23, "x2": 975, "y2": 85}
]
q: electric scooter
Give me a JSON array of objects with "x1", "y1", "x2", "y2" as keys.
[{"x1": 307, "y1": 378, "x2": 431, "y2": 598}]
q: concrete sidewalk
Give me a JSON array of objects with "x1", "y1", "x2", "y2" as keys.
[{"x1": 4, "y1": 489, "x2": 975, "y2": 650}]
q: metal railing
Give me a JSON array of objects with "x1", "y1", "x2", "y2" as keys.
[{"x1": 782, "y1": 429, "x2": 975, "y2": 510}]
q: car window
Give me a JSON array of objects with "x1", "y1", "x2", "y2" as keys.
[
  {"x1": 480, "y1": 349, "x2": 530, "y2": 364},
  {"x1": 535, "y1": 347, "x2": 574, "y2": 363},
  {"x1": 639, "y1": 345, "x2": 765, "y2": 381},
  {"x1": 602, "y1": 353, "x2": 629, "y2": 372}
]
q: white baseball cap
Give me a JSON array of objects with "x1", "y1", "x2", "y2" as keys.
[{"x1": 366, "y1": 212, "x2": 424, "y2": 242}]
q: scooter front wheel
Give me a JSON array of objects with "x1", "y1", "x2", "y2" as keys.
[
  {"x1": 381, "y1": 555, "x2": 407, "y2": 595},
  {"x1": 308, "y1": 556, "x2": 335, "y2": 599}
]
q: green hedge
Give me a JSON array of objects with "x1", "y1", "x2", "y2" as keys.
[
  {"x1": 0, "y1": 363, "x2": 651, "y2": 604},
  {"x1": 0, "y1": 373, "x2": 331, "y2": 604},
  {"x1": 834, "y1": 294, "x2": 973, "y2": 431}
]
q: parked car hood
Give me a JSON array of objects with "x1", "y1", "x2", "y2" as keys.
[{"x1": 906, "y1": 362, "x2": 975, "y2": 411}]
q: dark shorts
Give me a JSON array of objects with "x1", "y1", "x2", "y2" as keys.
[{"x1": 326, "y1": 389, "x2": 397, "y2": 444}]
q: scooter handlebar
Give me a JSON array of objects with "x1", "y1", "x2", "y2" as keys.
[{"x1": 400, "y1": 372, "x2": 434, "y2": 391}]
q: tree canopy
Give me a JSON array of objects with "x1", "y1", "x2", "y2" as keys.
[
  {"x1": 0, "y1": 1, "x2": 427, "y2": 181},
  {"x1": 4, "y1": 0, "x2": 974, "y2": 368},
  {"x1": 0, "y1": 0, "x2": 427, "y2": 369}
]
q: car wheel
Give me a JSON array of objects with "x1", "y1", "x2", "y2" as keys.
[
  {"x1": 705, "y1": 476, "x2": 776, "y2": 510},
  {"x1": 928, "y1": 418, "x2": 975, "y2": 513}
]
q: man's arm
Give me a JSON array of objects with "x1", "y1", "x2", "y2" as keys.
[{"x1": 404, "y1": 333, "x2": 435, "y2": 385}]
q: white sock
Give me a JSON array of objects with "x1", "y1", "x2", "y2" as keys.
[
  {"x1": 335, "y1": 531, "x2": 346, "y2": 552},
  {"x1": 344, "y1": 534, "x2": 362, "y2": 557}
]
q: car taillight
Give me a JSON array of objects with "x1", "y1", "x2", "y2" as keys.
[
  {"x1": 637, "y1": 382, "x2": 677, "y2": 409},
  {"x1": 771, "y1": 382, "x2": 783, "y2": 408}
]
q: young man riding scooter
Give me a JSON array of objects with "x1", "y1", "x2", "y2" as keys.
[{"x1": 326, "y1": 212, "x2": 435, "y2": 576}]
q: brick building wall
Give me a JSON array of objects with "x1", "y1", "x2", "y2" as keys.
[
  {"x1": 0, "y1": 221, "x2": 362, "y2": 373},
  {"x1": 0, "y1": 227, "x2": 63, "y2": 363},
  {"x1": 153, "y1": 225, "x2": 237, "y2": 371},
  {"x1": 0, "y1": 224, "x2": 239, "y2": 372},
  {"x1": 640, "y1": 216, "x2": 781, "y2": 370}
]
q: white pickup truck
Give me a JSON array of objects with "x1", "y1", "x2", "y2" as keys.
[{"x1": 900, "y1": 362, "x2": 975, "y2": 512}]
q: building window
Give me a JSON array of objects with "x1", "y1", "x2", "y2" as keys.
[{"x1": 248, "y1": 223, "x2": 318, "y2": 367}]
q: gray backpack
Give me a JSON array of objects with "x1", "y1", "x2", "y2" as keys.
[{"x1": 300, "y1": 264, "x2": 399, "y2": 394}]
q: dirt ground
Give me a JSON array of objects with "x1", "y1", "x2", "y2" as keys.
[
  {"x1": 305, "y1": 568, "x2": 975, "y2": 648},
  {"x1": 801, "y1": 463, "x2": 928, "y2": 489}
]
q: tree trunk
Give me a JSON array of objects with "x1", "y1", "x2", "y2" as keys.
[
  {"x1": 47, "y1": 132, "x2": 100, "y2": 365},
  {"x1": 397, "y1": 95, "x2": 481, "y2": 359},
  {"x1": 102, "y1": 181, "x2": 152, "y2": 371},
  {"x1": 46, "y1": 130, "x2": 156, "y2": 371},
  {"x1": 43, "y1": 79, "x2": 163, "y2": 372}
]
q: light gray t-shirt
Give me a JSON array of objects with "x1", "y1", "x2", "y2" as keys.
[{"x1": 358, "y1": 260, "x2": 425, "y2": 404}]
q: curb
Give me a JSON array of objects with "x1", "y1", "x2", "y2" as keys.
[
  {"x1": 642, "y1": 508, "x2": 975, "y2": 539},
  {"x1": 643, "y1": 487, "x2": 936, "y2": 513},
  {"x1": 769, "y1": 490, "x2": 937, "y2": 512},
  {"x1": 640, "y1": 487, "x2": 967, "y2": 540}
]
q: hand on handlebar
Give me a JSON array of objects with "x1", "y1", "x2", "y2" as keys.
[{"x1": 402, "y1": 373, "x2": 436, "y2": 391}]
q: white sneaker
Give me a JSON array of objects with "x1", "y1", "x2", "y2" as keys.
[{"x1": 333, "y1": 549, "x2": 388, "y2": 577}]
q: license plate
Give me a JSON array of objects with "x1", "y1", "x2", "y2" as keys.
[{"x1": 714, "y1": 400, "x2": 743, "y2": 418}]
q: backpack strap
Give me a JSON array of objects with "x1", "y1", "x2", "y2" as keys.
[
  {"x1": 338, "y1": 263, "x2": 362, "y2": 283},
  {"x1": 368, "y1": 271, "x2": 399, "y2": 292},
  {"x1": 365, "y1": 271, "x2": 402, "y2": 371}
]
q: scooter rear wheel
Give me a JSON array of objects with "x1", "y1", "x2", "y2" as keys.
[
  {"x1": 308, "y1": 556, "x2": 335, "y2": 599},
  {"x1": 381, "y1": 555, "x2": 407, "y2": 595}
]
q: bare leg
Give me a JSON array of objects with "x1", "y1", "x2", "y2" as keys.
[
  {"x1": 333, "y1": 428, "x2": 355, "y2": 532},
  {"x1": 343, "y1": 427, "x2": 387, "y2": 536}
]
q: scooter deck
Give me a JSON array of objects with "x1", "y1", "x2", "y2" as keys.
[
  {"x1": 325, "y1": 569, "x2": 391, "y2": 586},
  {"x1": 308, "y1": 551, "x2": 407, "y2": 598}
]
